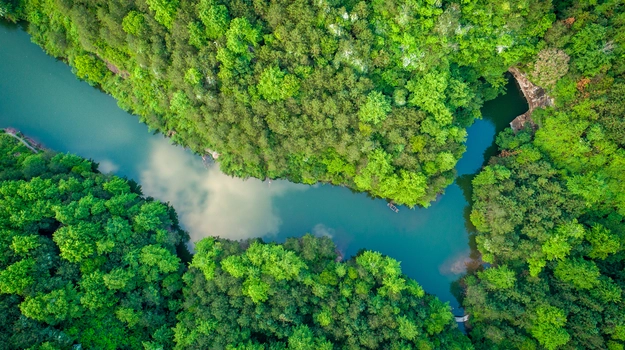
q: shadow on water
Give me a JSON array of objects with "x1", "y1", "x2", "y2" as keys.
[{"x1": 0, "y1": 20, "x2": 26, "y2": 31}]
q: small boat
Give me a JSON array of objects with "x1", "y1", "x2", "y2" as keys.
[{"x1": 387, "y1": 202, "x2": 399, "y2": 213}]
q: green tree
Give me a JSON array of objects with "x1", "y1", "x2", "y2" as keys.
[
  {"x1": 530, "y1": 305, "x2": 570, "y2": 350},
  {"x1": 359, "y1": 91, "x2": 392, "y2": 125},
  {"x1": 554, "y1": 259, "x2": 600, "y2": 290},
  {"x1": 146, "y1": 0, "x2": 179, "y2": 28},
  {"x1": 122, "y1": 11, "x2": 145, "y2": 35},
  {"x1": 73, "y1": 55, "x2": 107, "y2": 84}
]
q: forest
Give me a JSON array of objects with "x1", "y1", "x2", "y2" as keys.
[
  {"x1": 1, "y1": 0, "x2": 625, "y2": 349},
  {"x1": 0, "y1": 0, "x2": 554, "y2": 206},
  {"x1": 464, "y1": 1, "x2": 625, "y2": 349},
  {"x1": 0, "y1": 133, "x2": 470, "y2": 349}
]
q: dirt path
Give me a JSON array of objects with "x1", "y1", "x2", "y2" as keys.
[{"x1": 2, "y1": 129, "x2": 40, "y2": 153}]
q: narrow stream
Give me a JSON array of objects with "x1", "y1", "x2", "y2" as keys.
[{"x1": 0, "y1": 22, "x2": 528, "y2": 309}]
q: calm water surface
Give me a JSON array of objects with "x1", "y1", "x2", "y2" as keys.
[{"x1": 0, "y1": 23, "x2": 528, "y2": 310}]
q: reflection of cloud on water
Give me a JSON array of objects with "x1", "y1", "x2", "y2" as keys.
[
  {"x1": 139, "y1": 140, "x2": 307, "y2": 243},
  {"x1": 312, "y1": 223, "x2": 335, "y2": 238},
  {"x1": 97, "y1": 159, "x2": 119, "y2": 174},
  {"x1": 439, "y1": 250, "x2": 472, "y2": 276}
]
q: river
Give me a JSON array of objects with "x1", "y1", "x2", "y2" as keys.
[{"x1": 0, "y1": 22, "x2": 528, "y2": 310}]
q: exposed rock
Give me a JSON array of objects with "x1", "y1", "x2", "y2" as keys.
[
  {"x1": 205, "y1": 148, "x2": 220, "y2": 159},
  {"x1": 508, "y1": 67, "x2": 554, "y2": 133},
  {"x1": 104, "y1": 60, "x2": 130, "y2": 79}
]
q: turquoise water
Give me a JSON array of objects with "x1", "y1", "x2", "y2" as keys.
[{"x1": 0, "y1": 22, "x2": 528, "y2": 309}]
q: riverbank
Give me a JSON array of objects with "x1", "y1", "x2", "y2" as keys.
[{"x1": 2, "y1": 127, "x2": 45, "y2": 153}]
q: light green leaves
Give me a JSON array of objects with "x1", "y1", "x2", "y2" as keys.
[
  {"x1": 225, "y1": 18, "x2": 260, "y2": 55},
  {"x1": 554, "y1": 258, "x2": 600, "y2": 290},
  {"x1": 354, "y1": 149, "x2": 393, "y2": 191},
  {"x1": 288, "y1": 325, "x2": 333, "y2": 350},
  {"x1": 478, "y1": 265, "x2": 516, "y2": 290},
  {"x1": 586, "y1": 224, "x2": 620, "y2": 259},
  {"x1": 133, "y1": 201, "x2": 169, "y2": 233},
  {"x1": 407, "y1": 72, "x2": 452, "y2": 125},
  {"x1": 530, "y1": 305, "x2": 570, "y2": 350},
  {"x1": 103, "y1": 268, "x2": 136, "y2": 291},
  {"x1": 146, "y1": 0, "x2": 179, "y2": 29},
  {"x1": 243, "y1": 275, "x2": 270, "y2": 303},
  {"x1": 257, "y1": 66, "x2": 300, "y2": 102},
  {"x1": 190, "y1": 238, "x2": 221, "y2": 281},
  {"x1": 435, "y1": 152, "x2": 457, "y2": 172},
  {"x1": 0, "y1": 258, "x2": 35, "y2": 294},
  {"x1": 397, "y1": 315, "x2": 419, "y2": 340},
  {"x1": 314, "y1": 307, "x2": 333, "y2": 327},
  {"x1": 20, "y1": 285, "x2": 82, "y2": 325},
  {"x1": 356, "y1": 250, "x2": 384, "y2": 276},
  {"x1": 140, "y1": 245, "x2": 181, "y2": 274},
  {"x1": 541, "y1": 222, "x2": 585, "y2": 262},
  {"x1": 53, "y1": 223, "x2": 98, "y2": 263},
  {"x1": 122, "y1": 11, "x2": 145, "y2": 35},
  {"x1": 354, "y1": 149, "x2": 428, "y2": 207},
  {"x1": 73, "y1": 55, "x2": 107, "y2": 84},
  {"x1": 198, "y1": 0, "x2": 229, "y2": 39},
  {"x1": 184, "y1": 68, "x2": 202, "y2": 86},
  {"x1": 11, "y1": 235, "x2": 40, "y2": 254},
  {"x1": 359, "y1": 91, "x2": 392, "y2": 125},
  {"x1": 219, "y1": 241, "x2": 307, "y2": 303},
  {"x1": 220, "y1": 255, "x2": 247, "y2": 278},
  {"x1": 424, "y1": 298, "x2": 454, "y2": 335}
]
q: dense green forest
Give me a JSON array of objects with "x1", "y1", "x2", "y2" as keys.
[
  {"x1": 464, "y1": 1, "x2": 625, "y2": 349},
  {"x1": 2, "y1": 0, "x2": 625, "y2": 349},
  {"x1": 0, "y1": 0, "x2": 554, "y2": 206},
  {"x1": 175, "y1": 236, "x2": 471, "y2": 349},
  {"x1": 0, "y1": 133, "x2": 187, "y2": 349},
  {"x1": 0, "y1": 133, "x2": 470, "y2": 349}
]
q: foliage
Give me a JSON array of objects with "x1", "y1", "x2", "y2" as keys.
[
  {"x1": 175, "y1": 235, "x2": 471, "y2": 349},
  {"x1": 530, "y1": 48, "x2": 570, "y2": 89},
  {"x1": 9, "y1": 0, "x2": 555, "y2": 207},
  {"x1": 0, "y1": 133, "x2": 186, "y2": 349},
  {"x1": 464, "y1": 2, "x2": 625, "y2": 349},
  {"x1": 0, "y1": 133, "x2": 470, "y2": 348}
]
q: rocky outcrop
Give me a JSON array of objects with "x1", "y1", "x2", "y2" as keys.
[
  {"x1": 508, "y1": 67, "x2": 554, "y2": 133},
  {"x1": 205, "y1": 148, "x2": 220, "y2": 160},
  {"x1": 104, "y1": 59, "x2": 130, "y2": 79}
]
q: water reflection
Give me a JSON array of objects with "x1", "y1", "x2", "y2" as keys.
[
  {"x1": 97, "y1": 159, "x2": 120, "y2": 174},
  {"x1": 312, "y1": 223, "x2": 337, "y2": 238},
  {"x1": 439, "y1": 250, "x2": 473, "y2": 276},
  {"x1": 140, "y1": 140, "x2": 307, "y2": 242}
]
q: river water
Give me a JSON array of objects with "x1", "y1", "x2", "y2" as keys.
[{"x1": 0, "y1": 23, "x2": 527, "y2": 309}]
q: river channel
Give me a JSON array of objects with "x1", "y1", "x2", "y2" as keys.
[{"x1": 0, "y1": 22, "x2": 528, "y2": 310}]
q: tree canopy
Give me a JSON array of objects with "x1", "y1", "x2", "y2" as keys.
[
  {"x1": 176, "y1": 236, "x2": 472, "y2": 349},
  {"x1": 0, "y1": 0, "x2": 554, "y2": 206},
  {"x1": 3, "y1": 0, "x2": 625, "y2": 348},
  {"x1": 0, "y1": 133, "x2": 186, "y2": 349},
  {"x1": 463, "y1": 2, "x2": 625, "y2": 349},
  {"x1": 0, "y1": 132, "x2": 470, "y2": 349}
]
